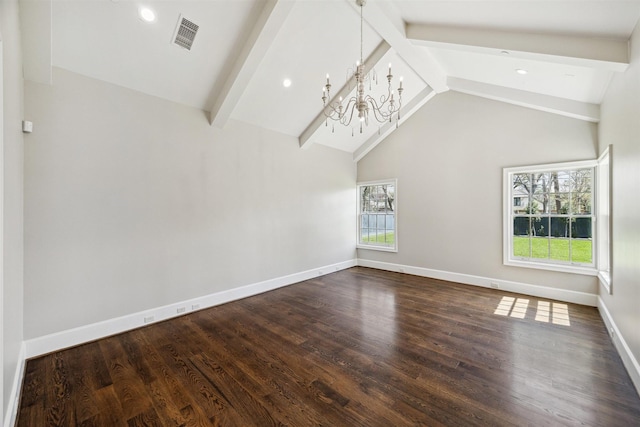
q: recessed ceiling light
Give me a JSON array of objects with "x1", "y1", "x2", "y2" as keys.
[
  {"x1": 515, "y1": 69, "x2": 528, "y2": 75},
  {"x1": 282, "y1": 78, "x2": 292, "y2": 88},
  {"x1": 139, "y1": 7, "x2": 156, "y2": 22}
]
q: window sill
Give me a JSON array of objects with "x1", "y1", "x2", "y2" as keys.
[
  {"x1": 505, "y1": 258, "x2": 597, "y2": 276},
  {"x1": 598, "y1": 271, "x2": 612, "y2": 294},
  {"x1": 357, "y1": 244, "x2": 398, "y2": 253}
]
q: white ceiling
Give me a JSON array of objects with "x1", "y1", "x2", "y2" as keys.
[{"x1": 22, "y1": 0, "x2": 640, "y2": 160}]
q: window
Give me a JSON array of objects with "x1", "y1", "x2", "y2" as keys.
[
  {"x1": 357, "y1": 180, "x2": 397, "y2": 252},
  {"x1": 597, "y1": 146, "x2": 612, "y2": 292},
  {"x1": 504, "y1": 160, "x2": 597, "y2": 275}
]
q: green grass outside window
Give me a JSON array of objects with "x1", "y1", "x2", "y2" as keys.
[
  {"x1": 361, "y1": 231, "x2": 395, "y2": 246},
  {"x1": 513, "y1": 236, "x2": 592, "y2": 263}
]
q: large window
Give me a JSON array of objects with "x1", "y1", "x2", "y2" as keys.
[
  {"x1": 504, "y1": 160, "x2": 597, "y2": 275},
  {"x1": 357, "y1": 180, "x2": 397, "y2": 252}
]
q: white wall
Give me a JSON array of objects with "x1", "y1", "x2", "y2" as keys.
[
  {"x1": 357, "y1": 91, "x2": 598, "y2": 299},
  {"x1": 24, "y1": 67, "x2": 356, "y2": 340},
  {"x1": 0, "y1": 0, "x2": 25, "y2": 421},
  {"x1": 598, "y1": 19, "x2": 640, "y2": 387}
]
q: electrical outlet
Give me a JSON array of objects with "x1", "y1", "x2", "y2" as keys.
[
  {"x1": 399, "y1": 268, "x2": 405, "y2": 273},
  {"x1": 192, "y1": 304, "x2": 200, "y2": 311},
  {"x1": 610, "y1": 328, "x2": 615, "y2": 338},
  {"x1": 177, "y1": 307, "x2": 186, "y2": 314},
  {"x1": 144, "y1": 316, "x2": 155, "y2": 324},
  {"x1": 318, "y1": 271, "x2": 323, "y2": 276},
  {"x1": 490, "y1": 282, "x2": 499, "y2": 289}
]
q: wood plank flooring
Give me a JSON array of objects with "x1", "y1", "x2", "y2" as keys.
[{"x1": 16, "y1": 267, "x2": 640, "y2": 426}]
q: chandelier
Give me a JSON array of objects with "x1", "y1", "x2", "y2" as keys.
[{"x1": 321, "y1": 0, "x2": 404, "y2": 134}]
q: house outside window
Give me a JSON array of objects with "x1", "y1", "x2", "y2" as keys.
[{"x1": 357, "y1": 180, "x2": 397, "y2": 252}]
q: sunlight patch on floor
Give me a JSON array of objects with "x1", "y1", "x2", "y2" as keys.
[
  {"x1": 510, "y1": 298, "x2": 529, "y2": 319},
  {"x1": 535, "y1": 301, "x2": 550, "y2": 322},
  {"x1": 494, "y1": 296, "x2": 515, "y2": 316},
  {"x1": 494, "y1": 297, "x2": 570, "y2": 326},
  {"x1": 552, "y1": 303, "x2": 571, "y2": 326}
]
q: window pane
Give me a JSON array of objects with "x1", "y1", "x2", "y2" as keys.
[
  {"x1": 513, "y1": 216, "x2": 529, "y2": 236},
  {"x1": 550, "y1": 217, "x2": 569, "y2": 238},
  {"x1": 513, "y1": 234, "x2": 530, "y2": 258},
  {"x1": 549, "y1": 193, "x2": 568, "y2": 214},
  {"x1": 386, "y1": 214, "x2": 394, "y2": 231},
  {"x1": 571, "y1": 169, "x2": 592, "y2": 193},
  {"x1": 369, "y1": 214, "x2": 376, "y2": 230},
  {"x1": 532, "y1": 194, "x2": 548, "y2": 214},
  {"x1": 555, "y1": 171, "x2": 571, "y2": 192},
  {"x1": 531, "y1": 217, "x2": 545, "y2": 237},
  {"x1": 377, "y1": 215, "x2": 385, "y2": 230},
  {"x1": 573, "y1": 218, "x2": 592, "y2": 239},
  {"x1": 361, "y1": 215, "x2": 368, "y2": 228},
  {"x1": 571, "y1": 193, "x2": 591, "y2": 214},
  {"x1": 571, "y1": 238, "x2": 592, "y2": 264},
  {"x1": 550, "y1": 238, "x2": 570, "y2": 261},
  {"x1": 513, "y1": 173, "x2": 531, "y2": 189},
  {"x1": 533, "y1": 173, "x2": 550, "y2": 195},
  {"x1": 385, "y1": 230, "x2": 395, "y2": 245},
  {"x1": 537, "y1": 217, "x2": 550, "y2": 237},
  {"x1": 531, "y1": 237, "x2": 550, "y2": 259}
]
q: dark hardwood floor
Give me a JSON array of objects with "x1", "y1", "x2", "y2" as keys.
[{"x1": 16, "y1": 267, "x2": 640, "y2": 426}]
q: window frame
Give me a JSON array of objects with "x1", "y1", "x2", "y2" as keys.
[
  {"x1": 597, "y1": 146, "x2": 612, "y2": 293},
  {"x1": 503, "y1": 160, "x2": 598, "y2": 276},
  {"x1": 357, "y1": 179, "x2": 398, "y2": 252}
]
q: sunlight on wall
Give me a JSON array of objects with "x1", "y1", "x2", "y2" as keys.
[{"x1": 494, "y1": 296, "x2": 570, "y2": 326}]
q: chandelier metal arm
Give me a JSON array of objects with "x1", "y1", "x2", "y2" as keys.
[
  {"x1": 366, "y1": 96, "x2": 399, "y2": 123},
  {"x1": 323, "y1": 96, "x2": 360, "y2": 127}
]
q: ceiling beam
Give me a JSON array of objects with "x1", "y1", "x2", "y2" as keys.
[
  {"x1": 298, "y1": 41, "x2": 391, "y2": 150},
  {"x1": 448, "y1": 77, "x2": 600, "y2": 123},
  {"x1": 407, "y1": 24, "x2": 629, "y2": 72},
  {"x1": 353, "y1": 86, "x2": 437, "y2": 162},
  {"x1": 355, "y1": 1, "x2": 448, "y2": 92},
  {"x1": 206, "y1": 0, "x2": 295, "y2": 128}
]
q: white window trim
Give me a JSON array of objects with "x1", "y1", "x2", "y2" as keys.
[
  {"x1": 597, "y1": 146, "x2": 612, "y2": 293},
  {"x1": 503, "y1": 160, "x2": 598, "y2": 276},
  {"x1": 357, "y1": 179, "x2": 398, "y2": 253}
]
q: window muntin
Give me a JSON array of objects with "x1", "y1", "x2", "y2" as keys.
[
  {"x1": 357, "y1": 180, "x2": 397, "y2": 252},
  {"x1": 504, "y1": 161, "x2": 597, "y2": 275}
]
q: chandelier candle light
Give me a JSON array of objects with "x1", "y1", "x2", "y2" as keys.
[{"x1": 322, "y1": 0, "x2": 404, "y2": 134}]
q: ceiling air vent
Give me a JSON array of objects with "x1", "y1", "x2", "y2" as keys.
[{"x1": 172, "y1": 15, "x2": 199, "y2": 51}]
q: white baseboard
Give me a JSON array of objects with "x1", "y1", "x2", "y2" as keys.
[
  {"x1": 357, "y1": 259, "x2": 597, "y2": 306},
  {"x1": 597, "y1": 297, "x2": 640, "y2": 396},
  {"x1": 24, "y1": 259, "x2": 357, "y2": 358},
  {"x1": 4, "y1": 342, "x2": 26, "y2": 427}
]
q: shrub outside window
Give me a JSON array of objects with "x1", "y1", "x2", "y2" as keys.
[{"x1": 357, "y1": 180, "x2": 397, "y2": 252}]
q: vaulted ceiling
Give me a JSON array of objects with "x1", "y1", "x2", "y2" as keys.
[{"x1": 21, "y1": 0, "x2": 640, "y2": 161}]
